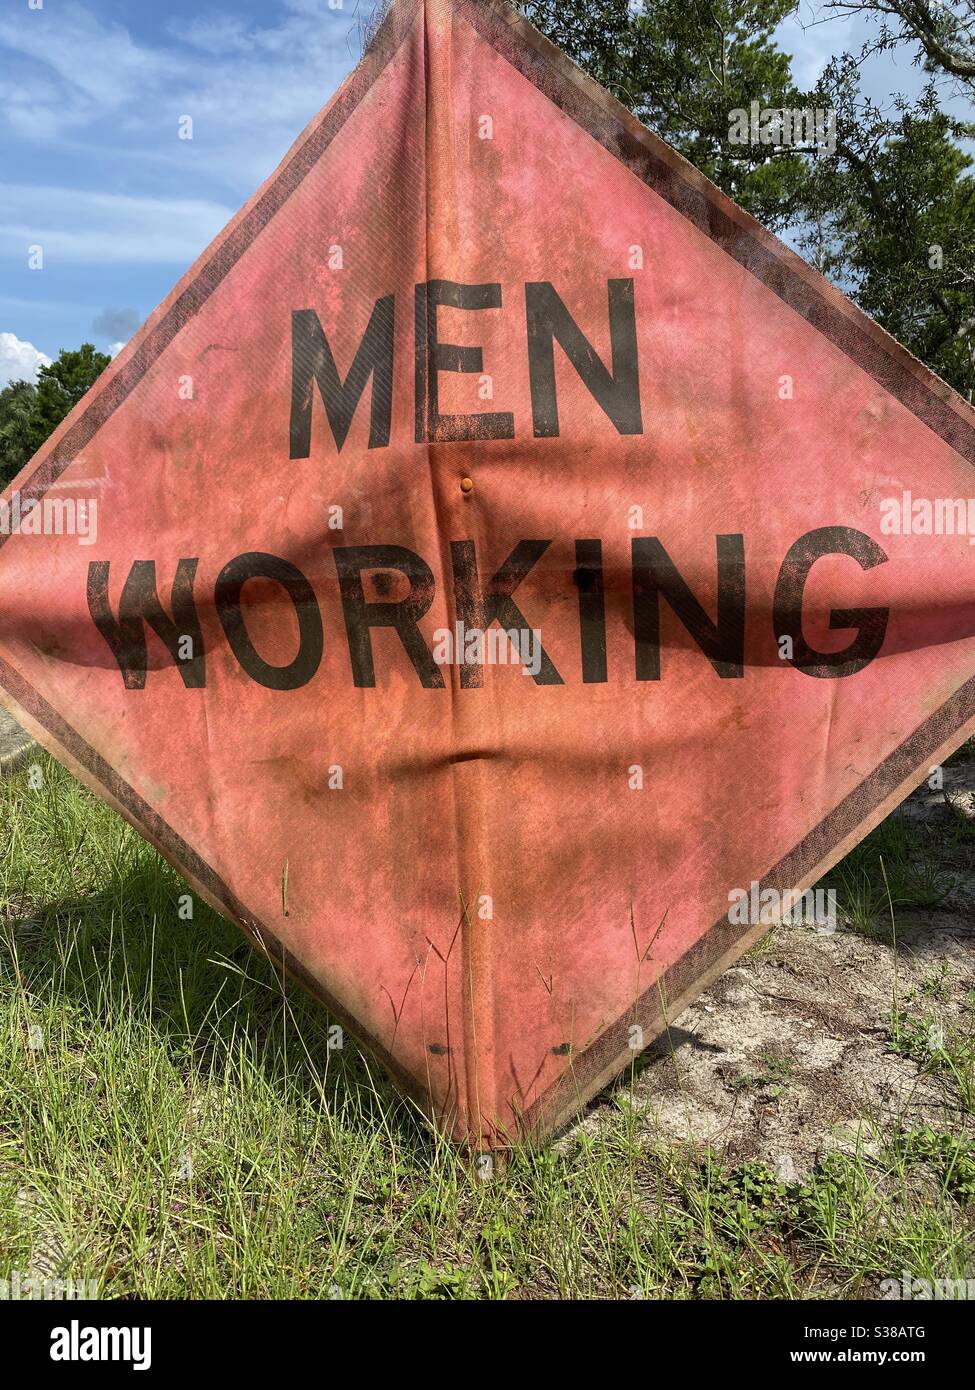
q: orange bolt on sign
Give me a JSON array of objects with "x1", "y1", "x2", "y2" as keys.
[{"x1": 2, "y1": 0, "x2": 974, "y2": 1148}]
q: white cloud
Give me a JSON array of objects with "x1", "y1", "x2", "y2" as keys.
[
  {"x1": 0, "y1": 5, "x2": 183, "y2": 138},
  {"x1": 0, "y1": 184, "x2": 233, "y2": 265},
  {"x1": 169, "y1": 14, "x2": 254, "y2": 57},
  {"x1": 774, "y1": 3, "x2": 851, "y2": 90},
  {"x1": 0, "y1": 331, "x2": 51, "y2": 387},
  {"x1": 107, "y1": 341, "x2": 126, "y2": 358},
  {"x1": 0, "y1": 1, "x2": 365, "y2": 188}
]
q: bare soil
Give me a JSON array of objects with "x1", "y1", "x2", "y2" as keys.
[{"x1": 572, "y1": 762, "x2": 975, "y2": 1174}]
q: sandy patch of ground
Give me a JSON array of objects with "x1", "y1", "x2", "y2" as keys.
[{"x1": 576, "y1": 763, "x2": 975, "y2": 1174}]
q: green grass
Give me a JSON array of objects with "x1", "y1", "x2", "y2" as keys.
[
  {"x1": 728, "y1": 1051, "x2": 796, "y2": 1096},
  {"x1": 824, "y1": 811, "x2": 958, "y2": 935},
  {"x1": 819, "y1": 739, "x2": 975, "y2": 936},
  {"x1": 1, "y1": 755, "x2": 973, "y2": 1298}
]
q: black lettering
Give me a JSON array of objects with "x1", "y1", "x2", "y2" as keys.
[
  {"x1": 573, "y1": 539, "x2": 607, "y2": 683},
  {"x1": 450, "y1": 539, "x2": 563, "y2": 686},
  {"x1": 773, "y1": 526, "x2": 889, "y2": 677},
  {"x1": 289, "y1": 299, "x2": 394, "y2": 458},
  {"x1": 525, "y1": 279, "x2": 642, "y2": 437},
  {"x1": 414, "y1": 280, "x2": 515, "y2": 443},
  {"x1": 632, "y1": 535, "x2": 745, "y2": 679},
  {"x1": 333, "y1": 545, "x2": 443, "y2": 688},
  {"x1": 215, "y1": 552, "x2": 323, "y2": 690},
  {"x1": 88, "y1": 558, "x2": 204, "y2": 689}
]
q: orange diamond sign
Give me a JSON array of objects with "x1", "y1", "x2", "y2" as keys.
[{"x1": 2, "y1": 0, "x2": 975, "y2": 1146}]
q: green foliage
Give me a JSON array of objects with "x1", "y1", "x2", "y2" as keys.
[
  {"x1": 729, "y1": 1051, "x2": 795, "y2": 1093},
  {"x1": 900, "y1": 1127, "x2": 975, "y2": 1202},
  {"x1": 825, "y1": 810, "x2": 957, "y2": 933},
  {"x1": 2, "y1": 756, "x2": 973, "y2": 1298},
  {"x1": 522, "y1": 0, "x2": 809, "y2": 227},
  {"x1": 523, "y1": 2, "x2": 975, "y2": 397},
  {"x1": 27, "y1": 343, "x2": 111, "y2": 458},
  {"x1": 0, "y1": 380, "x2": 37, "y2": 490},
  {"x1": 801, "y1": 59, "x2": 975, "y2": 397},
  {"x1": 830, "y1": 0, "x2": 975, "y2": 97},
  {"x1": 0, "y1": 344, "x2": 110, "y2": 490}
]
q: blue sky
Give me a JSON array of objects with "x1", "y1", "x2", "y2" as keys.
[
  {"x1": 0, "y1": 0, "x2": 380, "y2": 383},
  {"x1": 0, "y1": 0, "x2": 968, "y2": 386}
]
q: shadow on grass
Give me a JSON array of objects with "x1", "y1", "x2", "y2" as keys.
[
  {"x1": 4, "y1": 752, "x2": 974, "y2": 1153},
  {"x1": 2, "y1": 843, "x2": 435, "y2": 1153},
  {"x1": 821, "y1": 804, "x2": 975, "y2": 943}
]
